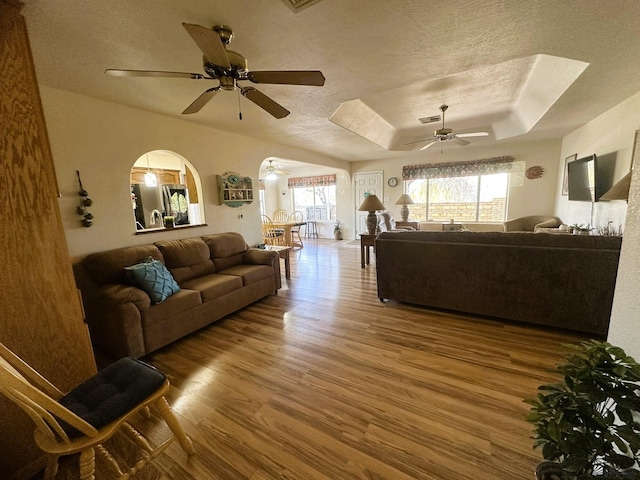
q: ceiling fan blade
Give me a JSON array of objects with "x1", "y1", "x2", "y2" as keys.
[
  {"x1": 457, "y1": 131, "x2": 489, "y2": 138},
  {"x1": 404, "y1": 137, "x2": 435, "y2": 146},
  {"x1": 182, "y1": 87, "x2": 220, "y2": 114},
  {"x1": 182, "y1": 23, "x2": 230, "y2": 69},
  {"x1": 247, "y1": 70, "x2": 325, "y2": 86},
  {"x1": 419, "y1": 141, "x2": 438, "y2": 151},
  {"x1": 105, "y1": 69, "x2": 208, "y2": 79},
  {"x1": 452, "y1": 137, "x2": 471, "y2": 146},
  {"x1": 241, "y1": 87, "x2": 290, "y2": 119}
]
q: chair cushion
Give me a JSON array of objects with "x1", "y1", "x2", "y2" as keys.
[{"x1": 59, "y1": 357, "x2": 166, "y2": 437}]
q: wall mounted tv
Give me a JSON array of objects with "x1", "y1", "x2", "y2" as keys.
[{"x1": 567, "y1": 154, "x2": 602, "y2": 202}]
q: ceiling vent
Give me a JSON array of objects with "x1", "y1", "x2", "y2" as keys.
[{"x1": 280, "y1": 0, "x2": 323, "y2": 13}]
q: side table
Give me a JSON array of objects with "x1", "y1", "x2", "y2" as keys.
[
  {"x1": 266, "y1": 245, "x2": 292, "y2": 279},
  {"x1": 360, "y1": 233, "x2": 376, "y2": 268}
]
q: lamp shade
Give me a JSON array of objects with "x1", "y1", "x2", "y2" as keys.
[
  {"x1": 600, "y1": 172, "x2": 631, "y2": 201},
  {"x1": 358, "y1": 194, "x2": 385, "y2": 212},
  {"x1": 395, "y1": 194, "x2": 414, "y2": 205}
]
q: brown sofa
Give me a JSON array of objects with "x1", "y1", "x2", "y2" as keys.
[
  {"x1": 375, "y1": 231, "x2": 622, "y2": 336},
  {"x1": 73, "y1": 232, "x2": 281, "y2": 359}
]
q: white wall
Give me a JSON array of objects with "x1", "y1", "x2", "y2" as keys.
[
  {"x1": 351, "y1": 138, "x2": 562, "y2": 229},
  {"x1": 40, "y1": 87, "x2": 349, "y2": 260}
]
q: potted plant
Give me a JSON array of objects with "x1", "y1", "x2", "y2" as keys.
[
  {"x1": 163, "y1": 215, "x2": 175, "y2": 229},
  {"x1": 525, "y1": 340, "x2": 640, "y2": 479},
  {"x1": 334, "y1": 220, "x2": 342, "y2": 240}
]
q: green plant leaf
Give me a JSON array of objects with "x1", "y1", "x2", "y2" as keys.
[{"x1": 606, "y1": 452, "x2": 636, "y2": 469}]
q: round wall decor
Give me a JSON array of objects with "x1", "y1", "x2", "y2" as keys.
[
  {"x1": 387, "y1": 177, "x2": 398, "y2": 187},
  {"x1": 525, "y1": 166, "x2": 544, "y2": 179}
]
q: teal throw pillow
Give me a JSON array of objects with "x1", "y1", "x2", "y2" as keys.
[{"x1": 124, "y1": 257, "x2": 180, "y2": 304}]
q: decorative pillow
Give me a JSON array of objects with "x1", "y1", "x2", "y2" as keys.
[{"x1": 124, "y1": 257, "x2": 180, "y2": 304}]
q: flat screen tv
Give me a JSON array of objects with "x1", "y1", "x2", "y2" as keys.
[{"x1": 568, "y1": 154, "x2": 601, "y2": 201}]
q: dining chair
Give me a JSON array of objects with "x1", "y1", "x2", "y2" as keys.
[
  {"x1": 0, "y1": 343, "x2": 194, "y2": 480},
  {"x1": 272, "y1": 210, "x2": 289, "y2": 223},
  {"x1": 261, "y1": 214, "x2": 284, "y2": 245},
  {"x1": 288, "y1": 210, "x2": 305, "y2": 248}
]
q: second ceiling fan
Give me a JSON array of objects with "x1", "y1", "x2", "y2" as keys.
[
  {"x1": 106, "y1": 23, "x2": 325, "y2": 119},
  {"x1": 407, "y1": 105, "x2": 489, "y2": 151}
]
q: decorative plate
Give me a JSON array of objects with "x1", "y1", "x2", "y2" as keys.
[
  {"x1": 526, "y1": 166, "x2": 544, "y2": 179},
  {"x1": 227, "y1": 173, "x2": 240, "y2": 185}
]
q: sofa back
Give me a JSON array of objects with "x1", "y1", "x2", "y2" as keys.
[
  {"x1": 202, "y1": 232, "x2": 248, "y2": 270},
  {"x1": 81, "y1": 244, "x2": 163, "y2": 285},
  {"x1": 375, "y1": 231, "x2": 622, "y2": 335},
  {"x1": 155, "y1": 238, "x2": 216, "y2": 284}
]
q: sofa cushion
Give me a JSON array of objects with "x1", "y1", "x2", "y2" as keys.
[
  {"x1": 219, "y1": 264, "x2": 275, "y2": 286},
  {"x1": 155, "y1": 238, "x2": 216, "y2": 284},
  {"x1": 82, "y1": 245, "x2": 163, "y2": 285},
  {"x1": 203, "y1": 232, "x2": 247, "y2": 260},
  {"x1": 181, "y1": 273, "x2": 243, "y2": 303},
  {"x1": 139, "y1": 288, "x2": 201, "y2": 326},
  {"x1": 124, "y1": 258, "x2": 180, "y2": 304}
]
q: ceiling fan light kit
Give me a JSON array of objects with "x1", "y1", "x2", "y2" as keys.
[{"x1": 105, "y1": 23, "x2": 325, "y2": 119}]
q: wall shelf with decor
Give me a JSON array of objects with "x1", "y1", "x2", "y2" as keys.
[{"x1": 217, "y1": 172, "x2": 253, "y2": 208}]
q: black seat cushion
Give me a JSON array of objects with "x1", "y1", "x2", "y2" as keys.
[{"x1": 59, "y1": 357, "x2": 166, "y2": 437}]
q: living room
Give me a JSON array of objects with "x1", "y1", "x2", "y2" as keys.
[{"x1": 3, "y1": 0, "x2": 640, "y2": 478}]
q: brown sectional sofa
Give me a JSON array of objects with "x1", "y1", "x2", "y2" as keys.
[
  {"x1": 375, "y1": 231, "x2": 622, "y2": 336},
  {"x1": 73, "y1": 232, "x2": 281, "y2": 360}
]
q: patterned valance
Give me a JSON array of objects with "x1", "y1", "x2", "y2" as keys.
[
  {"x1": 402, "y1": 156, "x2": 515, "y2": 180},
  {"x1": 288, "y1": 174, "x2": 336, "y2": 188}
]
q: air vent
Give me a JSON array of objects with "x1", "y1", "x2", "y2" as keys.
[
  {"x1": 281, "y1": 0, "x2": 323, "y2": 13},
  {"x1": 419, "y1": 115, "x2": 441, "y2": 124}
]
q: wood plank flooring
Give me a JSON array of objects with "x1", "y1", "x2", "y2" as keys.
[{"x1": 52, "y1": 239, "x2": 588, "y2": 479}]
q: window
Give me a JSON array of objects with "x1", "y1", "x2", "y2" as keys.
[
  {"x1": 406, "y1": 172, "x2": 509, "y2": 222},
  {"x1": 289, "y1": 175, "x2": 337, "y2": 221},
  {"x1": 291, "y1": 185, "x2": 336, "y2": 220}
]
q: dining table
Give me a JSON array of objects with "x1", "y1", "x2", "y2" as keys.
[{"x1": 270, "y1": 221, "x2": 306, "y2": 248}]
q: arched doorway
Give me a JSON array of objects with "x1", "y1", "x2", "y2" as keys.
[{"x1": 130, "y1": 150, "x2": 205, "y2": 231}]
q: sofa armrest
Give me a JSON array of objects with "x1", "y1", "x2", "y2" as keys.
[
  {"x1": 101, "y1": 284, "x2": 151, "y2": 310},
  {"x1": 244, "y1": 248, "x2": 279, "y2": 266},
  {"x1": 534, "y1": 219, "x2": 562, "y2": 231}
]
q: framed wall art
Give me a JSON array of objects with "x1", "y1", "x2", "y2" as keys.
[{"x1": 562, "y1": 153, "x2": 577, "y2": 195}]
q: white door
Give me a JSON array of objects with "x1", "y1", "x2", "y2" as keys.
[{"x1": 354, "y1": 171, "x2": 384, "y2": 234}]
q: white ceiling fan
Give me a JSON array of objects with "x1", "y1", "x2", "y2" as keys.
[
  {"x1": 263, "y1": 160, "x2": 291, "y2": 180},
  {"x1": 406, "y1": 105, "x2": 489, "y2": 151}
]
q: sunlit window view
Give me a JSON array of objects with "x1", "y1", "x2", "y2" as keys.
[
  {"x1": 406, "y1": 173, "x2": 508, "y2": 222},
  {"x1": 292, "y1": 185, "x2": 336, "y2": 220}
]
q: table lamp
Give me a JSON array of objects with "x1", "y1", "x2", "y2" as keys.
[
  {"x1": 358, "y1": 194, "x2": 385, "y2": 234},
  {"x1": 395, "y1": 194, "x2": 414, "y2": 221}
]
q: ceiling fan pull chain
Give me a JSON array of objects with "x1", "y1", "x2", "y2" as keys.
[{"x1": 237, "y1": 88, "x2": 243, "y2": 120}]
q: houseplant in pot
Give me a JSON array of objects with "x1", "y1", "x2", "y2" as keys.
[
  {"x1": 525, "y1": 340, "x2": 640, "y2": 479},
  {"x1": 334, "y1": 220, "x2": 342, "y2": 240}
]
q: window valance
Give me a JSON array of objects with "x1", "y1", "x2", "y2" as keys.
[
  {"x1": 402, "y1": 156, "x2": 515, "y2": 180},
  {"x1": 287, "y1": 174, "x2": 336, "y2": 188}
]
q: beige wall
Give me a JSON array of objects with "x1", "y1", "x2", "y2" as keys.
[
  {"x1": 350, "y1": 139, "x2": 563, "y2": 231},
  {"x1": 554, "y1": 92, "x2": 640, "y2": 230},
  {"x1": 40, "y1": 87, "x2": 349, "y2": 259}
]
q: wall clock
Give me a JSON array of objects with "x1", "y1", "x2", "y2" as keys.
[{"x1": 387, "y1": 177, "x2": 398, "y2": 187}]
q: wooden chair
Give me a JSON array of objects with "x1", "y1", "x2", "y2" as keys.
[
  {"x1": 261, "y1": 214, "x2": 284, "y2": 245},
  {"x1": 0, "y1": 343, "x2": 194, "y2": 480},
  {"x1": 272, "y1": 210, "x2": 289, "y2": 223},
  {"x1": 288, "y1": 211, "x2": 305, "y2": 248}
]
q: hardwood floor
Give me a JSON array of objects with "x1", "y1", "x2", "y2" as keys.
[{"x1": 54, "y1": 239, "x2": 587, "y2": 479}]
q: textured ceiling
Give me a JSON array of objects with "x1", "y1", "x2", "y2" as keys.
[{"x1": 22, "y1": 0, "x2": 640, "y2": 162}]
